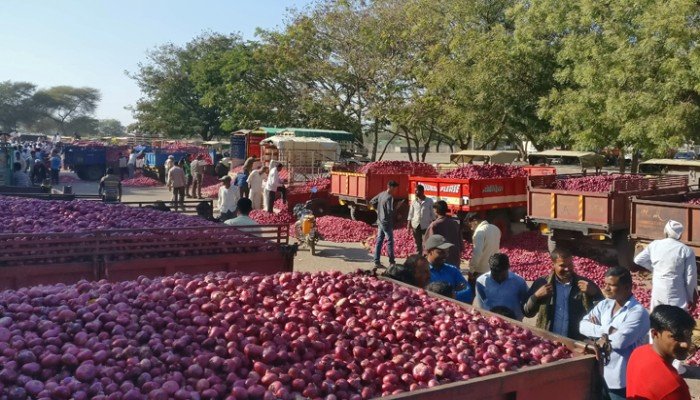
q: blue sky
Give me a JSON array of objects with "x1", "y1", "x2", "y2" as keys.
[{"x1": 0, "y1": 0, "x2": 313, "y2": 126}]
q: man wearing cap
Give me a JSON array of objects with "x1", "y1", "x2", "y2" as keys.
[
  {"x1": 634, "y1": 220, "x2": 697, "y2": 374},
  {"x1": 425, "y1": 234, "x2": 474, "y2": 303},
  {"x1": 370, "y1": 180, "x2": 400, "y2": 268},
  {"x1": 265, "y1": 162, "x2": 285, "y2": 213},
  {"x1": 217, "y1": 175, "x2": 240, "y2": 221},
  {"x1": 423, "y1": 200, "x2": 462, "y2": 267}
]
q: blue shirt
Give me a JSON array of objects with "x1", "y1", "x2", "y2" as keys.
[
  {"x1": 235, "y1": 172, "x2": 249, "y2": 187},
  {"x1": 429, "y1": 263, "x2": 474, "y2": 303},
  {"x1": 475, "y1": 271, "x2": 528, "y2": 320},
  {"x1": 50, "y1": 155, "x2": 61, "y2": 170},
  {"x1": 579, "y1": 297, "x2": 650, "y2": 389},
  {"x1": 553, "y1": 280, "x2": 572, "y2": 336}
]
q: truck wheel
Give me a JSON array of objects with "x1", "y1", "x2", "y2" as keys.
[
  {"x1": 393, "y1": 200, "x2": 409, "y2": 226},
  {"x1": 357, "y1": 210, "x2": 378, "y2": 225},
  {"x1": 614, "y1": 233, "x2": 634, "y2": 268},
  {"x1": 488, "y1": 210, "x2": 511, "y2": 238},
  {"x1": 349, "y1": 204, "x2": 358, "y2": 221},
  {"x1": 84, "y1": 165, "x2": 104, "y2": 181}
]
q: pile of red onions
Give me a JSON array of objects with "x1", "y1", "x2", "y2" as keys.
[
  {"x1": 249, "y1": 209, "x2": 295, "y2": 226},
  {"x1": 440, "y1": 165, "x2": 528, "y2": 179},
  {"x1": 686, "y1": 198, "x2": 700, "y2": 206},
  {"x1": 70, "y1": 141, "x2": 106, "y2": 147},
  {"x1": 359, "y1": 161, "x2": 438, "y2": 176},
  {"x1": 315, "y1": 217, "x2": 375, "y2": 243},
  {"x1": 202, "y1": 183, "x2": 223, "y2": 199},
  {"x1": 288, "y1": 178, "x2": 331, "y2": 195},
  {"x1": 121, "y1": 177, "x2": 163, "y2": 187},
  {"x1": 0, "y1": 271, "x2": 572, "y2": 399},
  {"x1": 552, "y1": 175, "x2": 647, "y2": 192},
  {"x1": 0, "y1": 196, "x2": 216, "y2": 235},
  {"x1": 59, "y1": 172, "x2": 82, "y2": 183}
]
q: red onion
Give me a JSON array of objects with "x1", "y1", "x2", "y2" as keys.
[
  {"x1": 440, "y1": 165, "x2": 528, "y2": 179},
  {"x1": 359, "y1": 161, "x2": 438, "y2": 176}
]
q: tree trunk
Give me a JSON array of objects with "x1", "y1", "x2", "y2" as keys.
[
  {"x1": 618, "y1": 147, "x2": 626, "y2": 174},
  {"x1": 371, "y1": 119, "x2": 379, "y2": 162},
  {"x1": 631, "y1": 148, "x2": 640, "y2": 174},
  {"x1": 378, "y1": 132, "x2": 399, "y2": 161},
  {"x1": 403, "y1": 127, "x2": 414, "y2": 162}
]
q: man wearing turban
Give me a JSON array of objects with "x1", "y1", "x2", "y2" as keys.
[{"x1": 634, "y1": 219, "x2": 698, "y2": 374}]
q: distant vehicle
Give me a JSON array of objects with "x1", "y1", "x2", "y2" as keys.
[{"x1": 674, "y1": 151, "x2": 697, "y2": 160}]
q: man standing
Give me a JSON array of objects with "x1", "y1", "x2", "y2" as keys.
[
  {"x1": 407, "y1": 184, "x2": 434, "y2": 255},
  {"x1": 634, "y1": 220, "x2": 697, "y2": 374},
  {"x1": 236, "y1": 168, "x2": 250, "y2": 199},
  {"x1": 127, "y1": 149, "x2": 138, "y2": 179},
  {"x1": 580, "y1": 267, "x2": 650, "y2": 400},
  {"x1": 182, "y1": 155, "x2": 193, "y2": 198},
  {"x1": 215, "y1": 158, "x2": 230, "y2": 179},
  {"x1": 224, "y1": 198, "x2": 259, "y2": 227},
  {"x1": 467, "y1": 213, "x2": 501, "y2": 278},
  {"x1": 50, "y1": 151, "x2": 61, "y2": 184},
  {"x1": 634, "y1": 220, "x2": 697, "y2": 311},
  {"x1": 265, "y1": 162, "x2": 285, "y2": 213},
  {"x1": 98, "y1": 168, "x2": 122, "y2": 202},
  {"x1": 370, "y1": 180, "x2": 399, "y2": 268},
  {"x1": 217, "y1": 176, "x2": 239, "y2": 221},
  {"x1": 164, "y1": 155, "x2": 175, "y2": 185},
  {"x1": 424, "y1": 201, "x2": 462, "y2": 268},
  {"x1": 190, "y1": 154, "x2": 205, "y2": 199},
  {"x1": 12, "y1": 162, "x2": 30, "y2": 187},
  {"x1": 31, "y1": 158, "x2": 47, "y2": 185},
  {"x1": 475, "y1": 253, "x2": 529, "y2": 320},
  {"x1": 627, "y1": 305, "x2": 694, "y2": 400},
  {"x1": 424, "y1": 235, "x2": 473, "y2": 303},
  {"x1": 523, "y1": 247, "x2": 604, "y2": 340},
  {"x1": 168, "y1": 161, "x2": 187, "y2": 211},
  {"x1": 247, "y1": 165, "x2": 267, "y2": 210},
  {"x1": 118, "y1": 152, "x2": 129, "y2": 181}
]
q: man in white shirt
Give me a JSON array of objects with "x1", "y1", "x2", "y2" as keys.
[
  {"x1": 217, "y1": 176, "x2": 240, "y2": 221},
  {"x1": 633, "y1": 219, "x2": 697, "y2": 374},
  {"x1": 118, "y1": 153, "x2": 129, "y2": 181},
  {"x1": 467, "y1": 212, "x2": 501, "y2": 278},
  {"x1": 579, "y1": 267, "x2": 650, "y2": 399},
  {"x1": 224, "y1": 198, "x2": 260, "y2": 234},
  {"x1": 247, "y1": 165, "x2": 268, "y2": 210},
  {"x1": 127, "y1": 149, "x2": 138, "y2": 178},
  {"x1": 407, "y1": 184, "x2": 435, "y2": 255},
  {"x1": 264, "y1": 162, "x2": 285, "y2": 213}
]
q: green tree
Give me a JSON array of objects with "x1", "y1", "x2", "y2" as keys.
[
  {"x1": 98, "y1": 119, "x2": 125, "y2": 136},
  {"x1": 528, "y1": 0, "x2": 700, "y2": 171},
  {"x1": 33, "y1": 86, "x2": 101, "y2": 135},
  {"x1": 0, "y1": 81, "x2": 39, "y2": 132},
  {"x1": 128, "y1": 33, "x2": 237, "y2": 140}
]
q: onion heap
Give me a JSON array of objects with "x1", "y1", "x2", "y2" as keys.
[
  {"x1": 315, "y1": 217, "x2": 375, "y2": 243},
  {"x1": 287, "y1": 178, "x2": 331, "y2": 196},
  {"x1": 366, "y1": 228, "x2": 417, "y2": 259},
  {"x1": 552, "y1": 175, "x2": 647, "y2": 192},
  {"x1": 358, "y1": 161, "x2": 437, "y2": 177},
  {"x1": 121, "y1": 177, "x2": 163, "y2": 188},
  {"x1": 0, "y1": 271, "x2": 572, "y2": 399},
  {"x1": 439, "y1": 165, "x2": 528, "y2": 180}
]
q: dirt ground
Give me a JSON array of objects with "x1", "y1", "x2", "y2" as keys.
[{"x1": 61, "y1": 161, "x2": 700, "y2": 398}]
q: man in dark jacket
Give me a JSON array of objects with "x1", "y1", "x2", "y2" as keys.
[
  {"x1": 523, "y1": 247, "x2": 604, "y2": 341},
  {"x1": 423, "y1": 201, "x2": 463, "y2": 268},
  {"x1": 370, "y1": 180, "x2": 399, "y2": 268}
]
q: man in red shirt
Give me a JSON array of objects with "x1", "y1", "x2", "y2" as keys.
[{"x1": 627, "y1": 305, "x2": 695, "y2": 400}]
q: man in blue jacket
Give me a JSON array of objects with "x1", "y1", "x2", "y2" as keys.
[{"x1": 425, "y1": 234, "x2": 473, "y2": 303}]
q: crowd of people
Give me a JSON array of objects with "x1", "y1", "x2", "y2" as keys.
[
  {"x1": 7, "y1": 136, "x2": 64, "y2": 187},
  {"x1": 381, "y1": 177, "x2": 698, "y2": 400}
]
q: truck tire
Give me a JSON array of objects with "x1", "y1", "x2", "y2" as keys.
[
  {"x1": 85, "y1": 165, "x2": 105, "y2": 181},
  {"x1": 614, "y1": 232, "x2": 634, "y2": 269},
  {"x1": 487, "y1": 210, "x2": 511, "y2": 238}
]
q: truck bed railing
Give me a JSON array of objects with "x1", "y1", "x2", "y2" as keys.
[{"x1": 0, "y1": 224, "x2": 289, "y2": 267}]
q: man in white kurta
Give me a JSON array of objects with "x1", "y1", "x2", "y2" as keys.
[
  {"x1": 633, "y1": 219, "x2": 697, "y2": 374},
  {"x1": 247, "y1": 166, "x2": 268, "y2": 210}
]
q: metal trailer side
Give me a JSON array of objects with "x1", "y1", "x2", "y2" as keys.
[
  {"x1": 630, "y1": 191, "x2": 700, "y2": 258},
  {"x1": 379, "y1": 278, "x2": 600, "y2": 400},
  {"x1": 330, "y1": 171, "x2": 410, "y2": 222}
]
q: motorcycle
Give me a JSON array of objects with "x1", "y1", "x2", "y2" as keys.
[{"x1": 293, "y1": 187, "x2": 323, "y2": 255}]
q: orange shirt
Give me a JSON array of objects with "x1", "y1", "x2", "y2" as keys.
[{"x1": 626, "y1": 345, "x2": 690, "y2": 400}]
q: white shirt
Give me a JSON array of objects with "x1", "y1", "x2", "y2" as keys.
[
  {"x1": 407, "y1": 197, "x2": 435, "y2": 229},
  {"x1": 224, "y1": 215, "x2": 259, "y2": 227},
  {"x1": 217, "y1": 185, "x2": 240, "y2": 213},
  {"x1": 579, "y1": 297, "x2": 650, "y2": 389},
  {"x1": 128, "y1": 153, "x2": 137, "y2": 165},
  {"x1": 265, "y1": 167, "x2": 282, "y2": 191},
  {"x1": 247, "y1": 170, "x2": 265, "y2": 192},
  {"x1": 634, "y1": 237, "x2": 697, "y2": 310},
  {"x1": 470, "y1": 221, "x2": 502, "y2": 274}
]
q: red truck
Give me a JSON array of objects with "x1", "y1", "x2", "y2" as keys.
[
  {"x1": 407, "y1": 166, "x2": 556, "y2": 235},
  {"x1": 330, "y1": 171, "x2": 410, "y2": 222}
]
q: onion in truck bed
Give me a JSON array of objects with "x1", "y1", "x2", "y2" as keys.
[
  {"x1": 0, "y1": 271, "x2": 572, "y2": 399},
  {"x1": 358, "y1": 161, "x2": 438, "y2": 176},
  {"x1": 552, "y1": 174, "x2": 646, "y2": 192},
  {"x1": 439, "y1": 164, "x2": 528, "y2": 179}
]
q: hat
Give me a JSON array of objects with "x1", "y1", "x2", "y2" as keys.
[
  {"x1": 424, "y1": 235, "x2": 454, "y2": 251},
  {"x1": 168, "y1": 155, "x2": 174, "y2": 159},
  {"x1": 665, "y1": 220, "x2": 683, "y2": 240},
  {"x1": 219, "y1": 175, "x2": 232, "y2": 182},
  {"x1": 221, "y1": 157, "x2": 231, "y2": 166}
]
